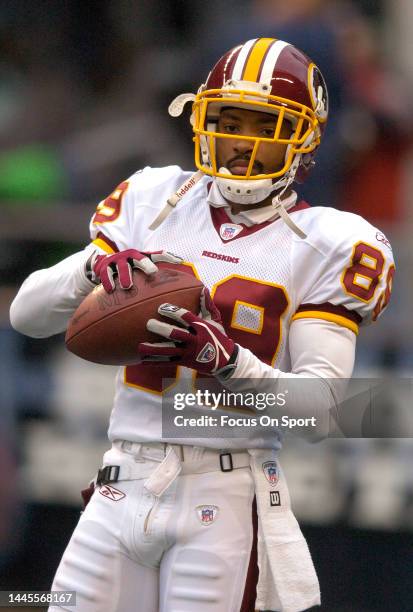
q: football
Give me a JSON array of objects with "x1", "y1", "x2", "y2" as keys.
[{"x1": 65, "y1": 265, "x2": 204, "y2": 365}]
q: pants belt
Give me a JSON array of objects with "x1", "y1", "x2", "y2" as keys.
[{"x1": 97, "y1": 441, "x2": 251, "y2": 496}]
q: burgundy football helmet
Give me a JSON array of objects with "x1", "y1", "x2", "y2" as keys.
[{"x1": 169, "y1": 37, "x2": 329, "y2": 205}]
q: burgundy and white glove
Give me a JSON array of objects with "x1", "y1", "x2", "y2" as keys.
[
  {"x1": 88, "y1": 249, "x2": 183, "y2": 293},
  {"x1": 138, "y1": 289, "x2": 239, "y2": 377}
]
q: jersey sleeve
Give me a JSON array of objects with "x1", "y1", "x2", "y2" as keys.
[
  {"x1": 291, "y1": 210, "x2": 395, "y2": 334},
  {"x1": 88, "y1": 165, "x2": 191, "y2": 254},
  {"x1": 89, "y1": 176, "x2": 137, "y2": 254}
]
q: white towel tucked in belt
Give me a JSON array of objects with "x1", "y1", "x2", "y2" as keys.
[{"x1": 249, "y1": 449, "x2": 321, "y2": 612}]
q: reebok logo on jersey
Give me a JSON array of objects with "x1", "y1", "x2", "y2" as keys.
[
  {"x1": 202, "y1": 250, "x2": 239, "y2": 264},
  {"x1": 376, "y1": 231, "x2": 391, "y2": 250},
  {"x1": 99, "y1": 484, "x2": 125, "y2": 501}
]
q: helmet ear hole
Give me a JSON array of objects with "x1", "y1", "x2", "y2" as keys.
[{"x1": 296, "y1": 152, "x2": 317, "y2": 184}]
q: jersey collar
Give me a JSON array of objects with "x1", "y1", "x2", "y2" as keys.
[{"x1": 207, "y1": 180, "x2": 298, "y2": 227}]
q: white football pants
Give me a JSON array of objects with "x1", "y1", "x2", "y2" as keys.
[{"x1": 49, "y1": 443, "x2": 257, "y2": 612}]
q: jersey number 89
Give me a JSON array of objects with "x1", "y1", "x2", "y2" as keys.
[{"x1": 125, "y1": 268, "x2": 289, "y2": 394}]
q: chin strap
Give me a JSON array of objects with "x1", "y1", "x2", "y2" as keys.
[
  {"x1": 270, "y1": 156, "x2": 307, "y2": 240},
  {"x1": 271, "y1": 194, "x2": 307, "y2": 239},
  {"x1": 149, "y1": 170, "x2": 204, "y2": 230}
]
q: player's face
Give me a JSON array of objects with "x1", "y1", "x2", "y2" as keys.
[{"x1": 215, "y1": 107, "x2": 291, "y2": 176}]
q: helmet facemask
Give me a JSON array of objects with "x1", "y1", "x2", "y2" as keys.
[
  {"x1": 191, "y1": 81, "x2": 320, "y2": 204},
  {"x1": 194, "y1": 84, "x2": 319, "y2": 177}
]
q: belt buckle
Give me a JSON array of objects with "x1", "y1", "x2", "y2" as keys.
[
  {"x1": 164, "y1": 443, "x2": 184, "y2": 461},
  {"x1": 219, "y1": 452, "x2": 233, "y2": 472}
]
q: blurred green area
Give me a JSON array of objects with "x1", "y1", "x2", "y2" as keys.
[{"x1": 0, "y1": 145, "x2": 66, "y2": 202}]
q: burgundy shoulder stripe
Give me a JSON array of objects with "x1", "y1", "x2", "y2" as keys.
[
  {"x1": 296, "y1": 302, "x2": 362, "y2": 324},
  {"x1": 96, "y1": 231, "x2": 120, "y2": 253}
]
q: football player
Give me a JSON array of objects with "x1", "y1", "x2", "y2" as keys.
[{"x1": 10, "y1": 38, "x2": 394, "y2": 611}]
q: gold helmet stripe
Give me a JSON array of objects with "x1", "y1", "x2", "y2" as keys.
[{"x1": 242, "y1": 38, "x2": 275, "y2": 82}]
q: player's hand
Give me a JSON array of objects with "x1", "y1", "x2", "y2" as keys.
[
  {"x1": 91, "y1": 249, "x2": 183, "y2": 293},
  {"x1": 138, "y1": 288, "x2": 238, "y2": 377}
]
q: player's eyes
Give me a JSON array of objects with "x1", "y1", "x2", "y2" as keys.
[
  {"x1": 261, "y1": 128, "x2": 276, "y2": 137},
  {"x1": 223, "y1": 124, "x2": 240, "y2": 134}
]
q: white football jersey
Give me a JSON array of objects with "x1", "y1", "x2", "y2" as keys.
[{"x1": 87, "y1": 166, "x2": 395, "y2": 449}]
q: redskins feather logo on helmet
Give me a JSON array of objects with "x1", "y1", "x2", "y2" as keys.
[{"x1": 169, "y1": 38, "x2": 329, "y2": 207}]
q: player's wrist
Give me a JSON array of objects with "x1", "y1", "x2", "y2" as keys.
[
  {"x1": 85, "y1": 250, "x2": 102, "y2": 286},
  {"x1": 215, "y1": 343, "x2": 239, "y2": 380},
  {"x1": 76, "y1": 249, "x2": 101, "y2": 294}
]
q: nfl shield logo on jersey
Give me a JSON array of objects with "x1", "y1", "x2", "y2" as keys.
[
  {"x1": 196, "y1": 505, "x2": 219, "y2": 525},
  {"x1": 220, "y1": 223, "x2": 243, "y2": 241},
  {"x1": 262, "y1": 461, "x2": 280, "y2": 486}
]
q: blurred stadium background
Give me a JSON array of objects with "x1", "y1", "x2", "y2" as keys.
[{"x1": 1, "y1": 1, "x2": 412, "y2": 610}]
